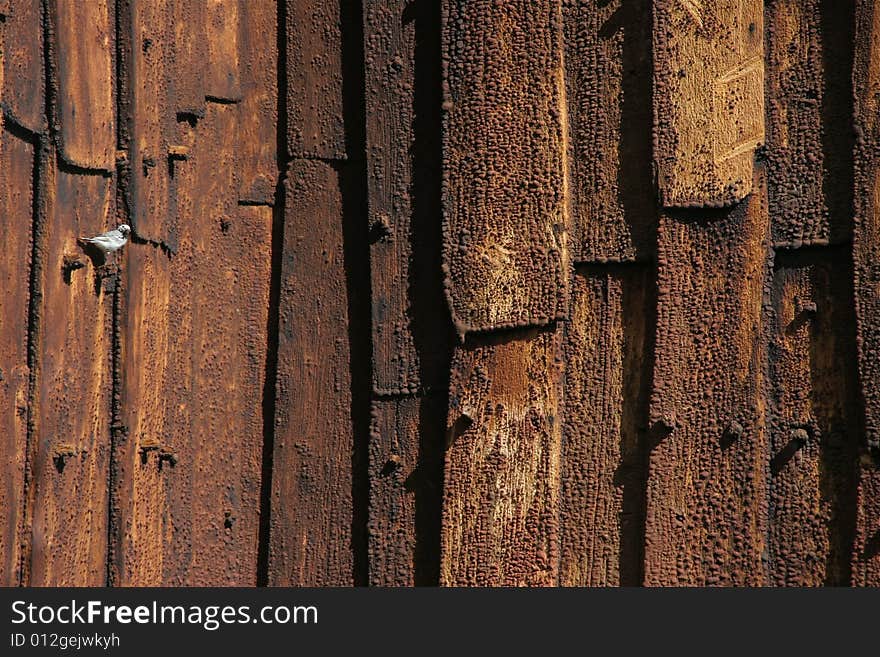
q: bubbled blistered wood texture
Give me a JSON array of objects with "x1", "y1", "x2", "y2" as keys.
[
  {"x1": 441, "y1": 0, "x2": 569, "y2": 335},
  {"x1": 2, "y1": 0, "x2": 879, "y2": 587},
  {"x1": 654, "y1": 0, "x2": 765, "y2": 207}
]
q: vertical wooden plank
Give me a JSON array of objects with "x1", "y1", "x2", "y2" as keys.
[
  {"x1": 165, "y1": 104, "x2": 265, "y2": 585},
  {"x1": 441, "y1": 328, "x2": 563, "y2": 586},
  {"x1": 365, "y1": 0, "x2": 418, "y2": 393},
  {"x1": 205, "y1": 0, "x2": 241, "y2": 102},
  {"x1": 645, "y1": 171, "x2": 770, "y2": 586},
  {"x1": 111, "y1": 246, "x2": 172, "y2": 586},
  {"x1": 237, "y1": 0, "x2": 278, "y2": 204},
  {"x1": 766, "y1": 258, "x2": 860, "y2": 586},
  {"x1": 560, "y1": 267, "x2": 651, "y2": 586},
  {"x1": 127, "y1": 0, "x2": 173, "y2": 243},
  {"x1": 2, "y1": 0, "x2": 45, "y2": 132},
  {"x1": 562, "y1": 0, "x2": 653, "y2": 262},
  {"x1": 442, "y1": 0, "x2": 568, "y2": 335},
  {"x1": 171, "y1": 0, "x2": 207, "y2": 118},
  {"x1": 268, "y1": 159, "x2": 353, "y2": 585},
  {"x1": 369, "y1": 396, "x2": 445, "y2": 586},
  {"x1": 852, "y1": 0, "x2": 880, "y2": 586},
  {"x1": 654, "y1": 0, "x2": 764, "y2": 207},
  {"x1": 765, "y1": 0, "x2": 827, "y2": 247},
  {"x1": 53, "y1": 0, "x2": 115, "y2": 170},
  {"x1": 28, "y1": 166, "x2": 113, "y2": 586},
  {"x1": 0, "y1": 129, "x2": 35, "y2": 585},
  {"x1": 287, "y1": 0, "x2": 346, "y2": 159}
]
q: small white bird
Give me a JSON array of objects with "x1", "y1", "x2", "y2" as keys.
[{"x1": 78, "y1": 224, "x2": 131, "y2": 256}]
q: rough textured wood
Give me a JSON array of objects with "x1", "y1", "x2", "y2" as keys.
[
  {"x1": 441, "y1": 328, "x2": 563, "y2": 586},
  {"x1": 562, "y1": 0, "x2": 654, "y2": 263},
  {"x1": 365, "y1": 0, "x2": 418, "y2": 393},
  {"x1": 0, "y1": 129, "x2": 34, "y2": 585},
  {"x1": 765, "y1": 0, "x2": 826, "y2": 247},
  {"x1": 369, "y1": 395, "x2": 445, "y2": 586},
  {"x1": 268, "y1": 159, "x2": 353, "y2": 585},
  {"x1": 111, "y1": 245, "x2": 171, "y2": 586},
  {"x1": 28, "y1": 165, "x2": 114, "y2": 586},
  {"x1": 166, "y1": 105, "x2": 265, "y2": 585},
  {"x1": 654, "y1": 0, "x2": 764, "y2": 207},
  {"x1": 560, "y1": 267, "x2": 651, "y2": 586},
  {"x1": 53, "y1": 0, "x2": 115, "y2": 170},
  {"x1": 171, "y1": 0, "x2": 207, "y2": 118},
  {"x1": 645, "y1": 171, "x2": 770, "y2": 586},
  {"x1": 287, "y1": 0, "x2": 346, "y2": 159},
  {"x1": 442, "y1": 0, "x2": 569, "y2": 335},
  {"x1": 365, "y1": 0, "x2": 447, "y2": 394},
  {"x1": 766, "y1": 258, "x2": 860, "y2": 586},
  {"x1": 126, "y1": 0, "x2": 174, "y2": 243},
  {"x1": 2, "y1": 0, "x2": 45, "y2": 133},
  {"x1": 237, "y1": 0, "x2": 278, "y2": 204},
  {"x1": 205, "y1": 0, "x2": 241, "y2": 102},
  {"x1": 852, "y1": 0, "x2": 880, "y2": 586}
]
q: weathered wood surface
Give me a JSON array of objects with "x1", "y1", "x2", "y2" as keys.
[
  {"x1": 563, "y1": 0, "x2": 654, "y2": 263},
  {"x1": 442, "y1": 0, "x2": 569, "y2": 335},
  {"x1": 238, "y1": 0, "x2": 278, "y2": 204},
  {"x1": 28, "y1": 165, "x2": 115, "y2": 587},
  {"x1": 267, "y1": 160, "x2": 354, "y2": 586},
  {"x1": 2, "y1": 0, "x2": 45, "y2": 133},
  {"x1": 645, "y1": 172, "x2": 770, "y2": 586},
  {"x1": 52, "y1": 0, "x2": 115, "y2": 170},
  {"x1": 287, "y1": 0, "x2": 346, "y2": 159},
  {"x1": 765, "y1": 0, "x2": 825, "y2": 247},
  {"x1": 441, "y1": 328, "x2": 564, "y2": 586},
  {"x1": 765, "y1": 256, "x2": 860, "y2": 586},
  {"x1": 852, "y1": 0, "x2": 880, "y2": 587},
  {"x1": 0, "y1": 128, "x2": 35, "y2": 585},
  {"x1": 1, "y1": 0, "x2": 875, "y2": 588},
  {"x1": 560, "y1": 267, "x2": 652, "y2": 586},
  {"x1": 654, "y1": 0, "x2": 765, "y2": 207}
]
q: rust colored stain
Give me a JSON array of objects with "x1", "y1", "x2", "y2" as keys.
[{"x1": 441, "y1": 328, "x2": 563, "y2": 586}]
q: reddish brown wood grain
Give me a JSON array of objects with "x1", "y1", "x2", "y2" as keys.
[
  {"x1": 2, "y1": 0, "x2": 44, "y2": 133},
  {"x1": 441, "y1": 328, "x2": 563, "y2": 586},
  {"x1": 442, "y1": 0, "x2": 569, "y2": 335},
  {"x1": 27, "y1": 164, "x2": 114, "y2": 586},
  {"x1": 562, "y1": 0, "x2": 653, "y2": 263},
  {"x1": 166, "y1": 104, "x2": 265, "y2": 585},
  {"x1": 0, "y1": 129, "x2": 35, "y2": 585},
  {"x1": 852, "y1": 0, "x2": 880, "y2": 587},
  {"x1": 287, "y1": 0, "x2": 346, "y2": 159},
  {"x1": 171, "y1": 0, "x2": 207, "y2": 118},
  {"x1": 125, "y1": 0, "x2": 174, "y2": 243},
  {"x1": 765, "y1": 0, "x2": 827, "y2": 248},
  {"x1": 52, "y1": 0, "x2": 115, "y2": 170},
  {"x1": 268, "y1": 159, "x2": 354, "y2": 585},
  {"x1": 369, "y1": 396, "x2": 445, "y2": 586},
  {"x1": 205, "y1": 0, "x2": 241, "y2": 102},
  {"x1": 560, "y1": 267, "x2": 652, "y2": 586},
  {"x1": 237, "y1": 0, "x2": 278, "y2": 204},
  {"x1": 645, "y1": 171, "x2": 770, "y2": 586},
  {"x1": 766, "y1": 258, "x2": 860, "y2": 586},
  {"x1": 365, "y1": 0, "x2": 420, "y2": 394}
]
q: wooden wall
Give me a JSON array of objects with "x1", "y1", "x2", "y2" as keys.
[{"x1": 0, "y1": 0, "x2": 877, "y2": 586}]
